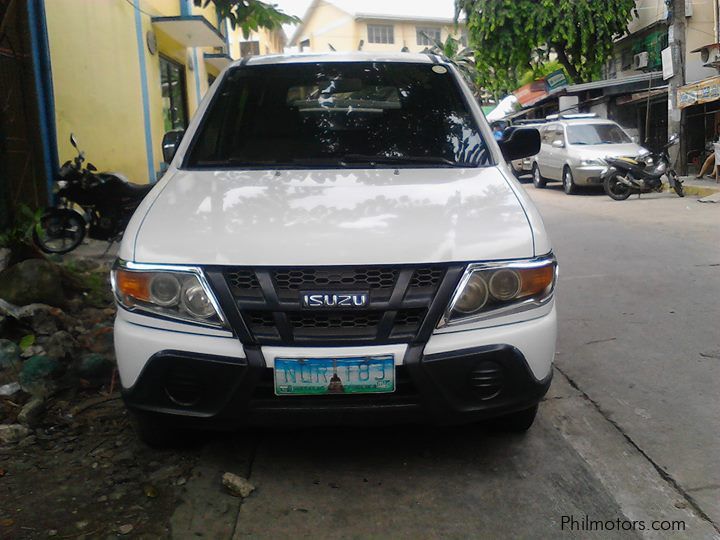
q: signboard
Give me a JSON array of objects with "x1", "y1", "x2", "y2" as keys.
[
  {"x1": 545, "y1": 70, "x2": 568, "y2": 91},
  {"x1": 661, "y1": 46, "x2": 674, "y2": 80},
  {"x1": 513, "y1": 80, "x2": 548, "y2": 107},
  {"x1": 678, "y1": 76, "x2": 720, "y2": 109}
]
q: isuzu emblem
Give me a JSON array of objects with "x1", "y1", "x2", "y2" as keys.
[{"x1": 302, "y1": 292, "x2": 369, "y2": 308}]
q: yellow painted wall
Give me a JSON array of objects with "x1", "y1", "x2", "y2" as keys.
[
  {"x1": 230, "y1": 26, "x2": 287, "y2": 57},
  {"x1": 292, "y1": 0, "x2": 465, "y2": 53},
  {"x1": 45, "y1": 0, "x2": 151, "y2": 183},
  {"x1": 45, "y1": 0, "x2": 229, "y2": 184}
]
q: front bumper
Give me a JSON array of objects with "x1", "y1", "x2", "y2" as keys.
[
  {"x1": 573, "y1": 165, "x2": 606, "y2": 185},
  {"x1": 116, "y1": 307, "x2": 556, "y2": 428}
]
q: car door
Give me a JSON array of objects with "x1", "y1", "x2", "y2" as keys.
[
  {"x1": 551, "y1": 125, "x2": 568, "y2": 180},
  {"x1": 536, "y1": 124, "x2": 554, "y2": 178},
  {"x1": 540, "y1": 124, "x2": 560, "y2": 180}
]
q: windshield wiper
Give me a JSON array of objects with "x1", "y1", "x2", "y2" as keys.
[{"x1": 340, "y1": 154, "x2": 472, "y2": 167}]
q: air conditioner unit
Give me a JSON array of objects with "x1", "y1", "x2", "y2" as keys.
[
  {"x1": 633, "y1": 52, "x2": 649, "y2": 70},
  {"x1": 699, "y1": 44, "x2": 720, "y2": 68}
]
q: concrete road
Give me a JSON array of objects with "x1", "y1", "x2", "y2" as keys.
[{"x1": 169, "y1": 185, "x2": 720, "y2": 539}]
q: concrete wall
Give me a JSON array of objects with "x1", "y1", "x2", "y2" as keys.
[
  {"x1": 612, "y1": 0, "x2": 719, "y2": 84},
  {"x1": 685, "y1": 0, "x2": 718, "y2": 84}
]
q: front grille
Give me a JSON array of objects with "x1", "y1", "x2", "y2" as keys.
[{"x1": 217, "y1": 265, "x2": 461, "y2": 346}]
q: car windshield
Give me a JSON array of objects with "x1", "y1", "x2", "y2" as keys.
[
  {"x1": 566, "y1": 123, "x2": 631, "y2": 145},
  {"x1": 184, "y1": 62, "x2": 491, "y2": 169}
]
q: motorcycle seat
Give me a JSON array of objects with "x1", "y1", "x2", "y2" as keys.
[{"x1": 120, "y1": 182, "x2": 154, "y2": 196}]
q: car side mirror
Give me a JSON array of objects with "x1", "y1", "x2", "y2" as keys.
[
  {"x1": 162, "y1": 130, "x2": 185, "y2": 164},
  {"x1": 631, "y1": 135, "x2": 639, "y2": 144},
  {"x1": 498, "y1": 127, "x2": 541, "y2": 162},
  {"x1": 551, "y1": 139, "x2": 565, "y2": 149}
]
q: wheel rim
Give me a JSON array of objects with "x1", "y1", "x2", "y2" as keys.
[
  {"x1": 609, "y1": 177, "x2": 629, "y2": 197},
  {"x1": 534, "y1": 167, "x2": 540, "y2": 184},
  {"x1": 37, "y1": 214, "x2": 83, "y2": 252},
  {"x1": 564, "y1": 170, "x2": 571, "y2": 191}
]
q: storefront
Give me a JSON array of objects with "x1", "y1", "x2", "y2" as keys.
[{"x1": 679, "y1": 76, "x2": 720, "y2": 175}]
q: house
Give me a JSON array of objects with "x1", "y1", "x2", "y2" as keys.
[
  {"x1": 16, "y1": 0, "x2": 285, "y2": 197},
  {"x1": 289, "y1": 0, "x2": 465, "y2": 54}
]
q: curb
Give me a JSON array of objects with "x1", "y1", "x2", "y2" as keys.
[{"x1": 662, "y1": 182, "x2": 720, "y2": 197}]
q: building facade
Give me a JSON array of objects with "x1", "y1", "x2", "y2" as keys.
[
  {"x1": 42, "y1": 0, "x2": 285, "y2": 186},
  {"x1": 507, "y1": 0, "x2": 720, "y2": 171},
  {"x1": 289, "y1": 0, "x2": 465, "y2": 54}
]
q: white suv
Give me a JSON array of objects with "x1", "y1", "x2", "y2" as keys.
[{"x1": 111, "y1": 53, "x2": 557, "y2": 444}]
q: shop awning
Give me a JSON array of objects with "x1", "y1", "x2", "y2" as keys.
[
  {"x1": 204, "y1": 52, "x2": 233, "y2": 70},
  {"x1": 616, "y1": 86, "x2": 668, "y2": 106},
  {"x1": 678, "y1": 76, "x2": 720, "y2": 109},
  {"x1": 152, "y1": 16, "x2": 225, "y2": 48}
]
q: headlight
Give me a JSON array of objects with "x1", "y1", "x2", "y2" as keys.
[
  {"x1": 580, "y1": 158, "x2": 604, "y2": 167},
  {"x1": 111, "y1": 262, "x2": 226, "y2": 327},
  {"x1": 439, "y1": 254, "x2": 557, "y2": 327}
]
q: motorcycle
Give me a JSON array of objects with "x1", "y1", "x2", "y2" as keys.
[
  {"x1": 602, "y1": 134, "x2": 684, "y2": 201},
  {"x1": 34, "y1": 134, "x2": 154, "y2": 254}
]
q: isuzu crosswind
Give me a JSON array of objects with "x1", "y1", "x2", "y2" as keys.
[{"x1": 111, "y1": 53, "x2": 556, "y2": 445}]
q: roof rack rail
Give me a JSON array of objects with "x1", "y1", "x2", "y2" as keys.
[
  {"x1": 512, "y1": 118, "x2": 549, "y2": 125},
  {"x1": 545, "y1": 112, "x2": 599, "y2": 120}
]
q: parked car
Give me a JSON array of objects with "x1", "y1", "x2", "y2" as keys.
[
  {"x1": 531, "y1": 114, "x2": 647, "y2": 194},
  {"x1": 509, "y1": 120, "x2": 546, "y2": 179},
  {"x1": 110, "y1": 53, "x2": 556, "y2": 445}
]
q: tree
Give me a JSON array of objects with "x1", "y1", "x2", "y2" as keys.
[
  {"x1": 422, "y1": 34, "x2": 479, "y2": 94},
  {"x1": 456, "y1": 0, "x2": 636, "y2": 91},
  {"x1": 195, "y1": 0, "x2": 300, "y2": 38}
]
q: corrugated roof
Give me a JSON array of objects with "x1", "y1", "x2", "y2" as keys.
[{"x1": 565, "y1": 71, "x2": 663, "y2": 93}]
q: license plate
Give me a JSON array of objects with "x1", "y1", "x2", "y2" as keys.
[{"x1": 274, "y1": 356, "x2": 395, "y2": 396}]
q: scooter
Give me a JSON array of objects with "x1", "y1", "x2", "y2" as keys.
[
  {"x1": 33, "y1": 134, "x2": 154, "y2": 254},
  {"x1": 602, "y1": 134, "x2": 684, "y2": 201}
]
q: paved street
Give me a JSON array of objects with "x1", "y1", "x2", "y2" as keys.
[{"x1": 166, "y1": 184, "x2": 719, "y2": 539}]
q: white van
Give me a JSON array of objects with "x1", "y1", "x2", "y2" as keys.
[{"x1": 110, "y1": 53, "x2": 557, "y2": 445}]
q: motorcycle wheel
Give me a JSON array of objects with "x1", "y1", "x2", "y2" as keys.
[
  {"x1": 670, "y1": 173, "x2": 685, "y2": 198},
  {"x1": 33, "y1": 209, "x2": 86, "y2": 254},
  {"x1": 604, "y1": 174, "x2": 632, "y2": 201}
]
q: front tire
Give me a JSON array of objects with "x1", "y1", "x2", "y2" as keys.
[
  {"x1": 532, "y1": 164, "x2": 546, "y2": 188},
  {"x1": 33, "y1": 208, "x2": 86, "y2": 254},
  {"x1": 670, "y1": 172, "x2": 685, "y2": 197},
  {"x1": 562, "y1": 167, "x2": 577, "y2": 195},
  {"x1": 489, "y1": 405, "x2": 539, "y2": 432},
  {"x1": 604, "y1": 174, "x2": 632, "y2": 201}
]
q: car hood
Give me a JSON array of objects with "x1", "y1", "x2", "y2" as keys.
[
  {"x1": 570, "y1": 143, "x2": 644, "y2": 160},
  {"x1": 130, "y1": 167, "x2": 535, "y2": 266}
]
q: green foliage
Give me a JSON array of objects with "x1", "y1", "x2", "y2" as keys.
[
  {"x1": 197, "y1": 0, "x2": 300, "y2": 39},
  {"x1": 0, "y1": 204, "x2": 42, "y2": 252},
  {"x1": 19, "y1": 335, "x2": 35, "y2": 352},
  {"x1": 517, "y1": 61, "x2": 567, "y2": 87},
  {"x1": 457, "y1": 0, "x2": 636, "y2": 93},
  {"x1": 422, "y1": 34, "x2": 479, "y2": 94}
]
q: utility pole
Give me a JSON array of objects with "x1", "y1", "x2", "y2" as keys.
[{"x1": 667, "y1": 0, "x2": 686, "y2": 171}]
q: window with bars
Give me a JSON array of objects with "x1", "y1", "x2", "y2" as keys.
[
  {"x1": 416, "y1": 27, "x2": 441, "y2": 46},
  {"x1": 367, "y1": 24, "x2": 394, "y2": 44}
]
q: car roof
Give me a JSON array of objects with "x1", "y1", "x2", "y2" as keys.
[
  {"x1": 555, "y1": 119, "x2": 618, "y2": 126},
  {"x1": 230, "y1": 52, "x2": 443, "y2": 68}
]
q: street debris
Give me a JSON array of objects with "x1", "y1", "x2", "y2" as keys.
[
  {"x1": 222, "y1": 472, "x2": 256, "y2": 498},
  {"x1": 0, "y1": 423, "x2": 31, "y2": 445},
  {"x1": 0, "y1": 254, "x2": 198, "y2": 537}
]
